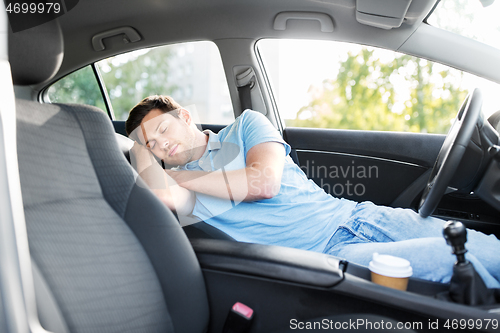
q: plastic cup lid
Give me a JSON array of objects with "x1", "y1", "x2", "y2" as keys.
[{"x1": 368, "y1": 253, "x2": 413, "y2": 278}]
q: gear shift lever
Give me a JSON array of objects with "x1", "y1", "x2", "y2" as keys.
[
  {"x1": 440, "y1": 221, "x2": 495, "y2": 305},
  {"x1": 443, "y1": 221, "x2": 468, "y2": 265}
]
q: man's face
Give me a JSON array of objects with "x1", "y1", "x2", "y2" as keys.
[{"x1": 138, "y1": 108, "x2": 197, "y2": 166}]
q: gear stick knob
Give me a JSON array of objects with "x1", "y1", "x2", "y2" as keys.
[
  {"x1": 443, "y1": 221, "x2": 468, "y2": 265},
  {"x1": 440, "y1": 220, "x2": 496, "y2": 305}
]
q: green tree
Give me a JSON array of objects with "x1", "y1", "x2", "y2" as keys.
[
  {"x1": 287, "y1": 49, "x2": 467, "y2": 134},
  {"x1": 428, "y1": 0, "x2": 478, "y2": 39},
  {"x1": 47, "y1": 65, "x2": 106, "y2": 111},
  {"x1": 47, "y1": 46, "x2": 178, "y2": 120},
  {"x1": 97, "y1": 47, "x2": 178, "y2": 120}
]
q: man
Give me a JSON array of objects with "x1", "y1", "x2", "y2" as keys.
[{"x1": 126, "y1": 95, "x2": 500, "y2": 288}]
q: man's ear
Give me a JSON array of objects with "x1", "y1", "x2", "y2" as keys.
[{"x1": 178, "y1": 108, "x2": 192, "y2": 125}]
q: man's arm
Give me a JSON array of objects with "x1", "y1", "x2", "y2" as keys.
[
  {"x1": 130, "y1": 142, "x2": 195, "y2": 215},
  {"x1": 166, "y1": 141, "x2": 286, "y2": 202}
]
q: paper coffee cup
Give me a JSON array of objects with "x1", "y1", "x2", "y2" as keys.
[{"x1": 369, "y1": 253, "x2": 413, "y2": 291}]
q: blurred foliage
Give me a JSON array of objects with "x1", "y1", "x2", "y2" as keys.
[
  {"x1": 97, "y1": 47, "x2": 177, "y2": 120},
  {"x1": 286, "y1": 49, "x2": 468, "y2": 133},
  {"x1": 428, "y1": 0, "x2": 482, "y2": 41},
  {"x1": 47, "y1": 66, "x2": 106, "y2": 111},
  {"x1": 47, "y1": 47, "x2": 177, "y2": 120}
]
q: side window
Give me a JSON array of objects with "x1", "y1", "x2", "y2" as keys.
[
  {"x1": 46, "y1": 65, "x2": 106, "y2": 111},
  {"x1": 45, "y1": 41, "x2": 234, "y2": 124},
  {"x1": 96, "y1": 41, "x2": 234, "y2": 123},
  {"x1": 257, "y1": 39, "x2": 500, "y2": 134}
]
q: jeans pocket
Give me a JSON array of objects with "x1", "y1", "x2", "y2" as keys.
[{"x1": 343, "y1": 218, "x2": 395, "y2": 243}]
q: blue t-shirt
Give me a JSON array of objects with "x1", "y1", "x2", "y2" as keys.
[{"x1": 181, "y1": 110, "x2": 357, "y2": 252}]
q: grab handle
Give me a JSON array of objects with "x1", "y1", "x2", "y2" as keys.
[
  {"x1": 92, "y1": 26, "x2": 141, "y2": 51},
  {"x1": 273, "y1": 12, "x2": 334, "y2": 32}
]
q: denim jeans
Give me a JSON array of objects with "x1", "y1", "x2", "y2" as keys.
[{"x1": 323, "y1": 201, "x2": 500, "y2": 288}]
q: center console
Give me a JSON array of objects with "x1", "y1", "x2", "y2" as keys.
[{"x1": 191, "y1": 238, "x2": 500, "y2": 332}]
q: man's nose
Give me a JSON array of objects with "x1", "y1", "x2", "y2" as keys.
[{"x1": 159, "y1": 137, "x2": 169, "y2": 150}]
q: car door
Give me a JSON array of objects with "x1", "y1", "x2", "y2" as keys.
[
  {"x1": 283, "y1": 126, "x2": 442, "y2": 207},
  {"x1": 258, "y1": 39, "x2": 500, "y2": 236}
]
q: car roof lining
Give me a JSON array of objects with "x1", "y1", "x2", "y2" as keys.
[
  {"x1": 19, "y1": 0, "x2": 500, "y2": 100},
  {"x1": 47, "y1": 0, "x2": 435, "y2": 82}
]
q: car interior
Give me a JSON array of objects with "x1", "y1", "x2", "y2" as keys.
[{"x1": 2, "y1": 0, "x2": 500, "y2": 332}]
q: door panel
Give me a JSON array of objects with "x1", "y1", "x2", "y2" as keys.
[
  {"x1": 285, "y1": 127, "x2": 445, "y2": 166},
  {"x1": 295, "y1": 150, "x2": 426, "y2": 205},
  {"x1": 284, "y1": 127, "x2": 445, "y2": 207}
]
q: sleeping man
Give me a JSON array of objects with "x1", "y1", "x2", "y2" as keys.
[{"x1": 125, "y1": 95, "x2": 500, "y2": 288}]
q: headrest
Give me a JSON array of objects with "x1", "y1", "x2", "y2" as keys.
[
  {"x1": 8, "y1": 20, "x2": 64, "y2": 86},
  {"x1": 115, "y1": 133, "x2": 134, "y2": 163}
]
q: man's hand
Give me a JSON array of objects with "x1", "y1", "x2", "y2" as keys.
[
  {"x1": 130, "y1": 141, "x2": 157, "y2": 175},
  {"x1": 129, "y1": 142, "x2": 195, "y2": 215}
]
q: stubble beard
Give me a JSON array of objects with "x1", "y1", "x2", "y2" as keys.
[{"x1": 180, "y1": 128, "x2": 198, "y2": 166}]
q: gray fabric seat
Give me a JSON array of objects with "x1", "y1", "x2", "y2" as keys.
[
  {"x1": 12, "y1": 22, "x2": 209, "y2": 333},
  {"x1": 17, "y1": 100, "x2": 209, "y2": 333}
]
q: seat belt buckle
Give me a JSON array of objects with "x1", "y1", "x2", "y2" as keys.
[{"x1": 222, "y1": 302, "x2": 254, "y2": 333}]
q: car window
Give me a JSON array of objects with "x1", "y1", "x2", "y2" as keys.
[
  {"x1": 257, "y1": 39, "x2": 500, "y2": 134},
  {"x1": 95, "y1": 41, "x2": 234, "y2": 123},
  {"x1": 46, "y1": 41, "x2": 235, "y2": 124},
  {"x1": 46, "y1": 65, "x2": 106, "y2": 111}
]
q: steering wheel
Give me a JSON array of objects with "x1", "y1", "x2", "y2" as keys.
[{"x1": 418, "y1": 88, "x2": 483, "y2": 218}]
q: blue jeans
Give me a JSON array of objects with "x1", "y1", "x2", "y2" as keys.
[{"x1": 323, "y1": 202, "x2": 500, "y2": 288}]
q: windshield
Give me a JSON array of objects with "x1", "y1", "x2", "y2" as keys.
[{"x1": 427, "y1": 0, "x2": 500, "y2": 50}]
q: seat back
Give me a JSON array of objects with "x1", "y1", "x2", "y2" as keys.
[{"x1": 12, "y1": 21, "x2": 209, "y2": 333}]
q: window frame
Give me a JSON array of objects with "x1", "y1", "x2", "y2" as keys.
[
  {"x1": 92, "y1": 63, "x2": 115, "y2": 120},
  {"x1": 254, "y1": 39, "x2": 285, "y2": 134},
  {"x1": 39, "y1": 63, "x2": 115, "y2": 120}
]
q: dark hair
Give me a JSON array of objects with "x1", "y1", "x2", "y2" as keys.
[{"x1": 125, "y1": 95, "x2": 182, "y2": 139}]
